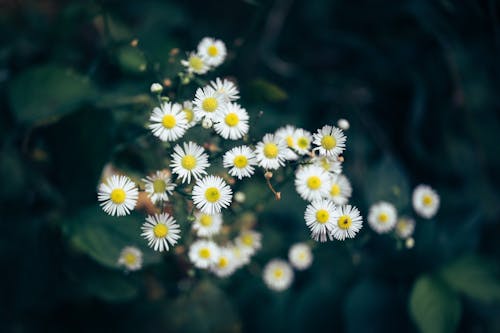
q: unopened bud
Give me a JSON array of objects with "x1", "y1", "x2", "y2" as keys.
[
  {"x1": 202, "y1": 118, "x2": 213, "y2": 129},
  {"x1": 234, "y1": 191, "x2": 246, "y2": 203},
  {"x1": 405, "y1": 237, "x2": 415, "y2": 249},
  {"x1": 264, "y1": 171, "x2": 273, "y2": 179},
  {"x1": 337, "y1": 118, "x2": 350, "y2": 130},
  {"x1": 150, "y1": 83, "x2": 163, "y2": 94}
]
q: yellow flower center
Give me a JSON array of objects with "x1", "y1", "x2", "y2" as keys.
[
  {"x1": 242, "y1": 234, "x2": 253, "y2": 246},
  {"x1": 183, "y1": 108, "x2": 194, "y2": 122},
  {"x1": 181, "y1": 155, "x2": 197, "y2": 170},
  {"x1": 307, "y1": 176, "x2": 322, "y2": 190},
  {"x1": 199, "y1": 214, "x2": 213, "y2": 227},
  {"x1": 202, "y1": 97, "x2": 218, "y2": 112},
  {"x1": 205, "y1": 187, "x2": 221, "y2": 203},
  {"x1": 316, "y1": 209, "x2": 330, "y2": 224},
  {"x1": 189, "y1": 55, "x2": 204, "y2": 71},
  {"x1": 153, "y1": 224, "x2": 168, "y2": 238},
  {"x1": 330, "y1": 184, "x2": 341, "y2": 197},
  {"x1": 378, "y1": 213, "x2": 389, "y2": 223},
  {"x1": 298, "y1": 252, "x2": 306, "y2": 260},
  {"x1": 286, "y1": 136, "x2": 294, "y2": 148},
  {"x1": 218, "y1": 257, "x2": 228, "y2": 268},
  {"x1": 297, "y1": 137, "x2": 309, "y2": 149},
  {"x1": 396, "y1": 220, "x2": 408, "y2": 234},
  {"x1": 273, "y1": 268, "x2": 283, "y2": 279},
  {"x1": 153, "y1": 179, "x2": 166, "y2": 193},
  {"x1": 337, "y1": 215, "x2": 352, "y2": 230},
  {"x1": 263, "y1": 143, "x2": 279, "y2": 158},
  {"x1": 207, "y1": 45, "x2": 219, "y2": 57},
  {"x1": 162, "y1": 114, "x2": 176, "y2": 129},
  {"x1": 110, "y1": 188, "x2": 126, "y2": 204},
  {"x1": 321, "y1": 135, "x2": 336, "y2": 150},
  {"x1": 319, "y1": 157, "x2": 330, "y2": 171},
  {"x1": 199, "y1": 248, "x2": 211, "y2": 259},
  {"x1": 423, "y1": 195, "x2": 433, "y2": 206},
  {"x1": 123, "y1": 252, "x2": 137, "y2": 265},
  {"x1": 225, "y1": 113, "x2": 239, "y2": 127},
  {"x1": 233, "y1": 155, "x2": 248, "y2": 168}
]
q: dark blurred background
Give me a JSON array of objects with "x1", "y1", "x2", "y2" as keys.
[{"x1": 1, "y1": 0, "x2": 500, "y2": 332}]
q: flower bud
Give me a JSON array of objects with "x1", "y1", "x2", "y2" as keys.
[
  {"x1": 235, "y1": 191, "x2": 246, "y2": 203},
  {"x1": 337, "y1": 118, "x2": 350, "y2": 130},
  {"x1": 202, "y1": 118, "x2": 213, "y2": 128},
  {"x1": 150, "y1": 83, "x2": 163, "y2": 94}
]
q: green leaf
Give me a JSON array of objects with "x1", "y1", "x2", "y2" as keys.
[
  {"x1": 409, "y1": 274, "x2": 462, "y2": 333},
  {"x1": 116, "y1": 45, "x2": 147, "y2": 74},
  {"x1": 81, "y1": 268, "x2": 139, "y2": 302},
  {"x1": 439, "y1": 255, "x2": 500, "y2": 303},
  {"x1": 66, "y1": 206, "x2": 161, "y2": 269},
  {"x1": 248, "y1": 79, "x2": 288, "y2": 102},
  {"x1": 8, "y1": 65, "x2": 96, "y2": 125}
]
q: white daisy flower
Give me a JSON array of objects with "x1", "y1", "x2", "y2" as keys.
[
  {"x1": 197, "y1": 37, "x2": 227, "y2": 67},
  {"x1": 142, "y1": 170, "x2": 176, "y2": 204},
  {"x1": 313, "y1": 125, "x2": 346, "y2": 157},
  {"x1": 295, "y1": 165, "x2": 331, "y2": 202},
  {"x1": 210, "y1": 77, "x2": 239, "y2": 102},
  {"x1": 188, "y1": 239, "x2": 220, "y2": 269},
  {"x1": 412, "y1": 185, "x2": 440, "y2": 219},
  {"x1": 192, "y1": 211, "x2": 223, "y2": 238},
  {"x1": 230, "y1": 242, "x2": 251, "y2": 268},
  {"x1": 193, "y1": 86, "x2": 226, "y2": 121},
  {"x1": 213, "y1": 102, "x2": 249, "y2": 140},
  {"x1": 181, "y1": 52, "x2": 209, "y2": 74},
  {"x1": 98, "y1": 175, "x2": 138, "y2": 216},
  {"x1": 395, "y1": 216, "x2": 416, "y2": 239},
  {"x1": 235, "y1": 230, "x2": 262, "y2": 256},
  {"x1": 181, "y1": 101, "x2": 198, "y2": 128},
  {"x1": 275, "y1": 125, "x2": 299, "y2": 160},
  {"x1": 330, "y1": 205, "x2": 363, "y2": 241},
  {"x1": 263, "y1": 259, "x2": 294, "y2": 292},
  {"x1": 312, "y1": 155, "x2": 343, "y2": 174},
  {"x1": 192, "y1": 175, "x2": 233, "y2": 215},
  {"x1": 148, "y1": 102, "x2": 188, "y2": 142},
  {"x1": 294, "y1": 128, "x2": 313, "y2": 155},
  {"x1": 222, "y1": 145, "x2": 257, "y2": 180},
  {"x1": 211, "y1": 247, "x2": 237, "y2": 278},
  {"x1": 368, "y1": 201, "x2": 397, "y2": 234},
  {"x1": 170, "y1": 141, "x2": 210, "y2": 184},
  {"x1": 255, "y1": 133, "x2": 287, "y2": 170},
  {"x1": 117, "y1": 246, "x2": 143, "y2": 271},
  {"x1": 325, "y1": 173, "x2": 352, "y2": 205},
  {"x1": 304, "y1": 199, "x2": 337, "y2": 242},
  {"x1": 288, "y1": 243, "x2": 313, "y2": 270},
  {"x1": 141, "y1": 213, "x2": 181, "y2": 252}
]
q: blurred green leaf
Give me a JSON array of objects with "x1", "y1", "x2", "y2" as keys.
[
  {"x1": 67, "y1": 206, "x2": 161, "y2": 269},
  {"x1": 116, "y1": 46, "x2": 147, "y2": 74},
  {"x1": 439, "y1": 255, "x2": 500, "y2": 303},
  {"x1": 409, "y1": 274, "x2": 462, "y2": 333},
  {"x1": 8, "y1": 65, "x2": 96, "y2": 125},
  {"x1": 247, "y1": 79, "x2": 288, "y2": 102},
  {"x1": 81, "y1": 268, "x2": 139, "y2": 302}
]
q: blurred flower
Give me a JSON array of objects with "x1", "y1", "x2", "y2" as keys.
[
  {"x1": 395, "y1": 216, "x2": 416, "y2": 239},
  {"x1": 312, "y1": 155, "x2": 343, "y2": 174},
  {"x1": 197, "y1": 37, "x2": 227, "y2": 67},
  {"x1": 210, "y1": 77, "x2": 239, "y2": 102},
  {"x1": 181, "y1": 52, "x2": 209, "y2": 74},
  {"x1": 142, "y1": 170, "x2": 176, "y2": 204},
  {"x1": 98, "y1": 175, "x2": 138, "y2": 216},
  {"x1": 234, "y1": 191, "x2": 246, "y2": 203},
  {"x1": 337, "y1": 118, "x2": 350, "y2": 130},
  {"x1": 118, "y1": 246, "x2": 143, "y2": 271},
  {"x1": 193, "y1": 86, "x2": 226, "y2": 120},
  {"x1": 304, "y1": 199, "x2": 337, "y2": 242},
  {"x1": 223, "y1": 145, "x2": 257, "y2": 180},
  {"x1": 368, "y1": 201, "x2": 397, "y2": 234},
  {"x1": 192, "y1": 175, "x2": 233, "y2": 214},
  {"x1": 213, "y1": 102, "x2": 249, "y2": 140},
  {"x1": 255, "y1": 133, "x2": 287, "y2": 170},
  {"x1": 149, "y1": 102, "x2": 188, "y2": 142},
  {"x1": 189, "y1": 240, "x2": 220, "y2": 269},
  {"x1": 235, "y1": 230, "x2": 262, "y2": 256},
  {"x1": 141, "y1": 213, "x2": 181, "y2": 252},
  {"x1": 150, "y1": 83, "x2": 163, "y2": 94},
  {"x1": 170, "y1": 141, "x2": 210, "y2": 183},
  {"x1": 192, "y1": 211, "x2": 223, "y2": 238},
  {"x1": 230, "y1": 242, "x2": 251, "y2": 268},
  {"x1": 324, "y1": 173, "x2": 352, "y2": 205},
  {"x1": 331, "y1": 205, "x2": 363, "y2": 241},
  {"x1": 313, "y1": 125, "x2": 346, "y2": 157},
  {"x1": 288, "y1": 243, "x2": 313, "y2": 270},
  {"x1": 295, "y1": 165, "x2": 331, "y2": 202},
  {"x1": 211, "y1": 247, "x2": 237, "y2": 278},
  {"x1": 275, "y1": 125, "x2": 299, "y2": 160},
  {"x1": 182, "y1": 101, "x2": 198, "y2": 128},
  {"x1": 263, "y1": 259, "x2": 294, "y2": 292},
  {"x1": 412, "y1": 185, "x2": 440, "y2": 219}
]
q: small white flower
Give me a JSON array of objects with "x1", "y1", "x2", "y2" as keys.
[
  {"x1": 197, "y1": 37, "x2": 227, "y2": 67},
  {"x1": 149, "y1": 102, "x2": 188, "y2": 142},
  {"x1": 192, "y1": 211, "x2": 223, "y2": 238},
  {"x1": 295, "y1": 165, "x2": 331, "y2": 202},
  {"x1": 337, "y1": 118, "x2": 350, "y2": 130},
  {"x1": 288, "y1": 243, "x2": 313, "y2": 270},
  {"x1": 193, "y1": 86, "x2": 226, "y2": 121},
  {"x1": 150, "y1": 83, "x2": 163, "y2": 94},
  {"x1": 294, "y1": 128, "x2": 313, "y2": 155},
  {"x1": 304, "y1": 199, "x2": 337, "y2": 242},
  {"x1": 235, "y1": 230, "x2": 262, "y2": 256},
  {"x1": 313, "y1": 125, "x2": 346, "y2": 157},
  {"x1": 211, "y1": 247, "x2": 237, "y2": 278},
  {"x1": 275, "y1": 125, "x2": 299, "y2": 160},
  {"x1": 395, "y1": 216, "x2": 416, "y2": 239},
  {"x1": 181, "y1": 52, "x2": 209, "y2": 74},
  {"x1": 263, "y1": 259, "x2": 294, "y2": 292},
  {"x1": 255, "y1": 133, "x2": 287, "y2": 170},
  {"x1": 142, "y1": 170, "x2": 176, "y2": 204},
  {"x1": 230, "y1": 242, "x2": 252, "y2": 269},
  {"x1": 170, "y1": 141, "x2": 210, "y2": 184},
  {"x1": 210, "y1": 77, "x2": 239, "y2": 102},
  {"x1": 98, "y1": 175, "x2": 138, "y2": 216},
  {"x1": 223, "y1": 145, "x2": 257, "y2": 179},
  {"x1": 192, "y1": 175, "x2": 233, "y2": 215},
  {"x1": 141, "y1": 213, "x2": 181, "y2": 252},
  {"x1": 117, "y1": 246, "x2": 143, "y2": 271},
  {"x1": 330, "y1": 205, "x2": 363, "y2": 241},
  {"x1": 412, "y1": 185, "x2": 440, "y2": 219},
  {"x1": 213, "y1": 102, "x2": 249, "y2": 140},
  {"x1": 324, "y1": 173, "x2": 352, "y2": 205},
  {"x1": 368, "y1": 201, "x2": 397, "y2": 234},
  {"x1": 189, "y1": 239, "x2": 220, "y2": 269},
  {"x1": 181, "y1": 101, "x2": 198, "y2": 128},
  {"x1": 312, "y1": 155, "x2": 343, "y2": 174}
]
